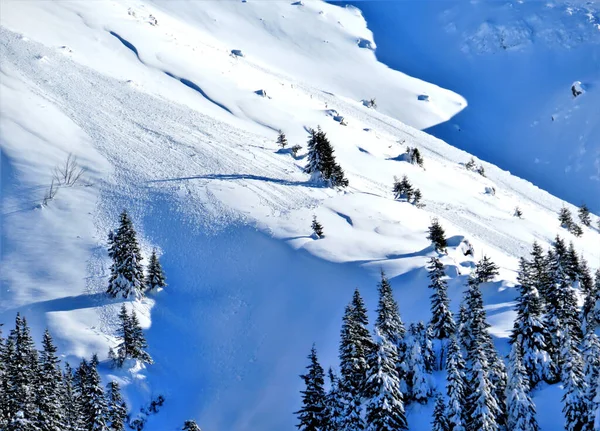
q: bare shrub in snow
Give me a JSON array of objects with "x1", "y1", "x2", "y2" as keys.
[{"x1": 53, "y1": 153, "x2": 86, "y2": 187}]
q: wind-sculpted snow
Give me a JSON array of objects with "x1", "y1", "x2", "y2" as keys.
[{"x1": 1, "y1": 1, "x2": 599, "y2": 430}]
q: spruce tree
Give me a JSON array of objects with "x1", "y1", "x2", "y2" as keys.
[
  {"x1": 62, "y1": 364, "x2": 78, "y2": 431},
  {"x1": 432, "y1": 394, "x2": 449, "y2": 431},
  {"x1": 277, "y1": 130, "x2": 288, "y2": 149},
  {"x1": 505, "y1": 344, "x2": 540, "y2": 431},
  {"x1": 406, "y1": 326, "x2": 430, "y2": 403},
  {"x1": 182, "y1": 420, "x2": 201, "y2": 431},
  {"x1": 465, "y1": 343, "x2": 500, "y2": 431},
  {"x1": 427, "y1": 257, "x2": 455, "y2": 368},
  {"x1": 529, "y1": 242, "x2": 551, "y2": 305},
  {"x1": 393, "y1": 175, "x2": 414, "y2": 201},
  {"x1": 445, "y1": 337, "x2": 466, "y2": 431},
  {"x1": 323, "y1": 369, "x2": 344, "y2": 431},
  {"x1": 565, "y1": 242, "x2": 581, "y2": 281},
  {"x1": 107, "y1": 210, "x2": 145, "y2": 299},
  {"x1": 115, "y1": 305, "x2": 132, "y2": 367},
  {"x1": 36, "y1": 329, "x2": 65, "y2": 431},
  {"x1": 364, "y1": 329, "x2": 408, "y2": 431},
  {"x1": 80, "y1": 355, "x2": 109, "y2": 431},
  {"x1": 474, "y1": 255, "x2": 499, "y2": 284},
  {"x1": 311, "y1": 216, "x2": 324, "y2": 239},
  {"x1": 561, "y1": 331, "x2": 586, "y2": 431},
  {"x1": 580, "y1": 259, "x2": 596, "y2": 330},
  {"x1": 0, "y1": 326, "x2": 7, "y2": 429},
  {"x1": 304, "y1": 127, "x2": 348, "y2": 188},
  {"x1": 295, "y1": 345, "x2": 326, "y2": 431},
  {"x1": 582, "y1": 328, "x2": 600, "y2": 431},
  {"x1": 559, "y1": 207, "x2": 574, "y2": 229},
  {"x1": 129, "y1": 311, "x2": 153, "y2": 365},
  {"x1": 510, "y1": 258, "x2": 554, "y2": 386},
  {"x1": 579, "y1": 203, "x2": 592, "y2": 227},
  {"x1": 427, "y1": 218, "x2": 447, "y2": 253},
  {"x1": 145, "y1": 249, "x2": 166, "y2": 292},
  {"x1": 106, "y1": 381, "x2": 127, "y2": 431}
]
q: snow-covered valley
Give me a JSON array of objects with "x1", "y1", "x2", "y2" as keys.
[{"x1": 1, "y1": 1, "x2": 599, "y2": 430}]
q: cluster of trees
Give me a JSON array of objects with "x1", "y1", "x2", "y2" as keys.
[
  {"x1": 558, "y1": 204, "x2": 598, "y2": 237},
  {"x1": 393, "y1": 175, "x2": 423, "y2": 207},
  {"x1": 107, "y1": 210, "x2": 166, "y2": 299},
  {"x1": 404, "y1": 146, "x2": 424, "y2": 168},
  {"x1": 0, "y1": 314, "x2": 127, "y2": 431},
  {"x1": 108, "y1": 305, "x2": 153, "y2": 368},
  {"x1": 305, "y1": 127, "x2": 349, "y2": 188},
  {"x1": 295, "y1": 237, "x2": 600, "y2": 431},
  {"x1": 465, "y1": 157, "x2": 486, "y2": 177}
]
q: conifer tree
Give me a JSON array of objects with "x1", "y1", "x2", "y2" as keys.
[
  {"x1": 474, "y1": 255, "x2": 499, "y2": 284},
  {"x1": 427, "y1": 257, "x2": 455, "y2": 368},
  {"x1": 364, "y1": 329, "x2": 408, "y2": 431},
  {"x1": 561, "y1": 332, "x2": 586, "y2": 431},
  {"x1": 182, "y1": 420, "x2": 201, "y2": 431},
  {"x1": 36, "y1": 329, "x2": 65, "y2": 431},
  {"x1": 311, "y1": 216, "x2": 324, "y2": 239},
  {"x1": 579, "y1": 203, "x2": 592, "y2": 227},
  {"x1": 582, "y1": 328, "x2": 600, "y2": 431},
  {"x1": 445, "y1": 337, "x2": 466, "y2": 431},
  {"x1": 304, "y1": 127, "x2": 348, "y2": 188},
  {"x1": 529, "y1": 242, "x2": 551, "y2": 305},
  {"x1": 145, "y1": 249, "x2": 166, "y2": 292},
  {"x1": 277, "y1": 130, "x2": 288, "y2": 149},
  {"x1": 106, "y1": 381, "x2": 127, "y2": 431},
  {"x1": 414, "y1": 321, "x2": 435, "y2": 374},
  {"x1": 406, "y1": 327, "x2": 430, "y2": 404},
  {"x1": 0, "y1": 326, "x2": 7, "y2": 429},
  {"x1": 81, "y1": 355, "x2": 109, "y2": 431},
  {"x1": 580, "y1": 259, "x2": 596, "y2": 330},
  {"x1": 505, "y1": 344, "x2": 540, "y2": 431},
  {"x1": 129, "y1": 311, "x2": 153, "y2": 365},
  {"x1": 393, "y1": 175, "x2": 414, "y2": 201},
  {"x1": 559, "y1": 207, "x2": 574, "y2": 229},
  {"x1": 107, "y1": 210, "x2": 145, "y2": 299},
  {"x1": 514, "y1": 206, "x2": 523, "y2": 218},
  {"x1": 427, "y1": 218, "x2": 447, "y2": 253},
  {"x1": 323, "y1": 369, "x2": 344, "y2": 431},
  {"x1": 510, "y1": 258, "x2": 554, "y2": 386},
  {"x1": 465, "y1": 343, "x2": 500, "y2": 431},
  {"x1": 565, "y1": 242, "x2": 581, "y2": 281},
  {"x1": 114, "y1": 306, "x2": 152, "y2": 366},
  {"x1": 295, "y1": 345, "x2": 326, "y2": 431},
  {"x1": 62, "y1": 364, "x2": 78, "y2": 431},
  {"x1": 432, "y1": 394, "x2": 449, "y2": 431}
]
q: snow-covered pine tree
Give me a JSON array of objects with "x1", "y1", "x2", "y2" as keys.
[
  {"x1": 580, "y1": 259, "x2": 596, "y2": 330},
  {"x1": 582, "y1": 328, "x2": 600, "y2": 431},
  {"x1": 406, "y1": 325, "x2": 431, "y2": 404},
  {"x1": 505, "y1": 343, "x2": 540, "y2": 431},
  {"x1": 559, "y1": 207, "x2": 574, "y2": 229},
  {"x1": 413, "y1": 189, "x2": 424, "y2": 207},
  {"x1": 115, "y1": 305, "x2": 132, "y2": 367},
  {"x1": 445, "y1": 336, "x2": 466, "y2": 431},
  {"x1": 364, "y1": 329, "x2": 408, "y2": 431},
  {"x1": 393, "y1": 175, "x2": 414, "y2": 201},
  {"x1": 295, "y1": 345, "x2": 326, "y2": 431},
  {"x1": 129, "y1": 311, "x2": 153, "y2": 365},
  {"x1": 565, "y1": 242, "x2": 581, "y2": 282},
  {"x1": 561, "y1": 331, "x2": 586, "y2": 431},
  {"x1": 323, "y1": 369, "x2": 344, "y2": 431},
  {"x1": 514, "y1": 206, "x2": 523, "y2": 218},
  {"x1": 374, "y1": 272, "x2": 407, "y2": 391},
  {"x1": 474, "y1": 255, "x2": 499, "y2": 284},
  {"x1": 106, "y1": 381, "x2": 127, "y2": 431},
  {"x1": 36, "y1": 329, "x2": 65, "y2": 431},
  {"x1": 182, "y1": 420, "x2": 201, "y2": 431},
  {"x1": 145, "y1": 249, "x2": 166, "y2": 292},
  {"x1": 414, "y1": 321, "x2": 435, "y2": 374},
  {"x1": 107, "y1": 210, "x2": 145, "y2": 299},
  {"x1": 62, "y1": 364, "x2": 78, "y2": 431},
  {"x1": 276, "y1": 130, "x2": 288, "y2": 149},
  {"x1": 311, "y1": 216, "x2": 324, "y2": 239},
  {"x1": 81, "y1": 355, "x2": 109, "y2": 431},
  {"x1": 427, "y1": 218, "x2": 447, "y2": 253},
  {"x1": 73, "y1": 358, "x2": 90, "y2": 430},
  {"x1": 0, "y1": 326, "x2": 7, "y2": 429},
  {"x1": 304, "y1": 127, "x2": 348, "y2": 188},
  {"x1": 528, "y1": 242, "x2": 551, "y2": 305},
  {"x1": 431, "y1": 393, "x2": 449, "y2": 431},
  {"x1": 427, "y1": 257, "x2": 455, "y2": 369},
  {"x1": 579, "y1": 203, "x2": 592, "y2": 227},
  {"x1": 510, "y1": 257, "x2": 554, "y2": 386},
  {"x1": 465, "y1": 340, "x2": 500, "y2": 431}
]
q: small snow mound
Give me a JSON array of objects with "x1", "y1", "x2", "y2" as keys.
[
  {"x1": 418, "y1": 94, "x2": 430, "y2": 102},
  {"x1": 357, "y1": 38, "x2": 375, "y2": 50},
  {"x1": 231, "y1": 49, "x2": 245, "y2": 57},
  {"x1": 571, "y1": 81, "x2": 585, "y2": 97}
]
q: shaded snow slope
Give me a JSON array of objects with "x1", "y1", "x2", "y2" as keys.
[
  {"x1": 1, "y1": 1, "x2": 599, "y2": 430},
  {"x1": 351, "y1": 0, "x2": 600, "y2": 211}
]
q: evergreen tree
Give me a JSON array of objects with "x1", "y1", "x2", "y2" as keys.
[
  {"x1": 505, "y1": 344, "x2": 540, "y2": 431},
  {"x1": 393, "y1": 175, "x2": 414, "y2": 201},
  {"x1": 561, "y1": 332, "x2": 586, "y2": 431},
  {"x1": 0, "y1": 326, "x2": 7, "y2": 429},
  {"x1": 432, "y1": 394, "x2": 449, "y2": 431},
  {"x1": 445, "y1": 337, "x2": 466, "y2": 431},
  {"x1": 565, "y1": 242, "x2": 581, "y2": 281},
  {"x1": 182, "y1": 421, "x2": 201, "y2": 431},
  {"x1": 80, "y1": 355, "x2": 109, "y2": 431},
  {"x1": 414, "y1": 321, "x2": 435, "y2": 374},
  {"x1": 582, "y1": 328, "x2": 600, "y2": 431},
  {"x1": 465, "y1": 344, "x2": 500, "y2": 431},
  {"x1": 474, "y1": 255, "x2": 499, "y2": 284},
  {"x1": 115, "y1": 305, "x2": 132, "y2": 367},
  {"x1": 107, "y1": 210, "x2": 145, "y2": 299},
  {"x1": 427, "y1": 218, "x2": 447, "y2": 253},
  {"x1": 514, "y1": 206, "x2": 523, "y2": 218},
  {"x1": 374, "y1": 272, "x2": 407, "y2": 389},
  {"x1": 311, "y1": 216, "x2": 324, "y2": 239},
  {"x1": 413, "y1": 189, "x2": 424, "y2": 207},
  {"x1": 427, "y1": 257, "x2": 455, "y2": 368},
  {"x1": 295, "y1": 345, "x2": 326, "y2": 431},
  {"x1": 128, "y1": 311, "x2": 153, "y2": 365},
  {"x1": 406, "y1": 327, "x2": 431, "y2": 404},
  {"x1": 529, "y1": 242, "x2": 551, "y2": 305},
  {"x1": 145, "y1": 249, "x2": 166, "y2": 292},
  {"x1": 323, "y1": 369, "x2": 344, "y2": 431},
  {"x1": 559, "y1": 207, "x2": 574, "y2": 229},
  {"x1": 36, "y1": 330, "x2": 65, "y2": 431},
  {"x1": 304, "y1": 127, "x2": 348, "y2": 188},
  {"x1": 364, "y1": 329, "x2": 408, "y2": 431},
  {"x1": 62, "y1": 364, "x2": 78, "y2": 431},
  {"x1": 106, "y1": 381, "x2": 127, "y2": 431},
  {"x1": 277, "y1": 130, "x2": 288, "y2": 149},
  {"x1": 510, "y1": 258, "x2": 554, "y2": 386},
  {"x1": 579, "y1": 203, "x2": 592, "y2": 227}
]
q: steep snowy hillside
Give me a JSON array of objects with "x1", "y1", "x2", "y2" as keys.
[
  {"x1": 351, "y1": 0, "x2": 600, "y2": 211},
  {"x1": 1, "y1": 1, "x2": 599, "y2": 431}
]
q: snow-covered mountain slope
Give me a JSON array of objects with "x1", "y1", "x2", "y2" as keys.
[
  {"x1": 1, "y1": 1, "x2": 599, "y2": 430},
  {"x1": 351, "y1": 0, "x2": 600, "y2": 211}
]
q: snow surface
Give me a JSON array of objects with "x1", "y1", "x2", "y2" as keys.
[{"x1": 0, "y1": 1, "x2": 599, "y2": 430}]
